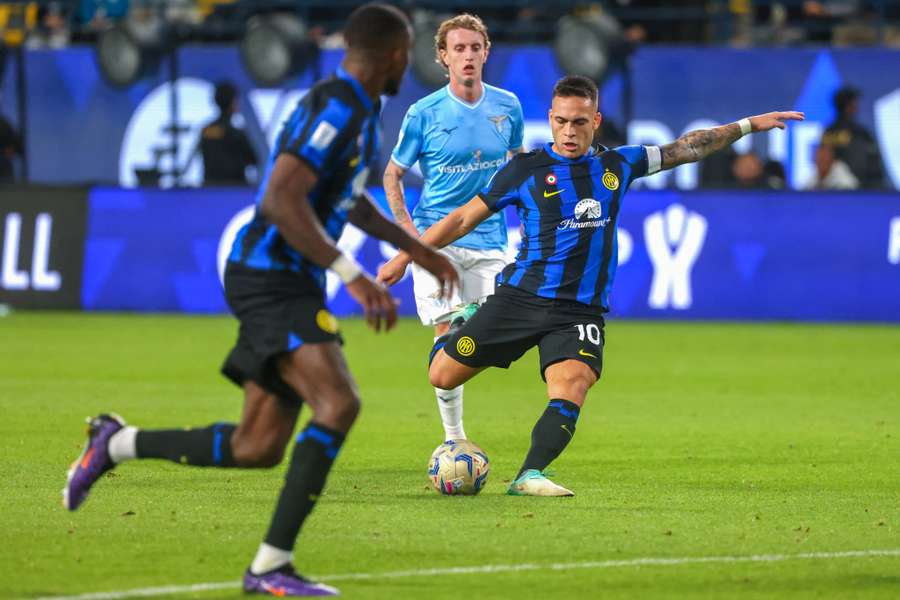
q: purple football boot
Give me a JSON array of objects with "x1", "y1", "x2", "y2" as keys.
[
  {"x1": 243, "y1": 565, "x2": 339, "y2": 597},
  {"x1": 63, "y1": 414, "x2": 125, "y2": 511}
]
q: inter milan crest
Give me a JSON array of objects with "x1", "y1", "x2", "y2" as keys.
[{"x1": 602, "y1": 170, "x2": 620, "y2": 191}]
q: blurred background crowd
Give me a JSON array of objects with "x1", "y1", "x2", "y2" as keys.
[
  {"x1": 14, "y1": 1, "x2": 900, "y2": 48},
  {"x1": 1, "y1": 1, "x2": 897, "y2": 189}
]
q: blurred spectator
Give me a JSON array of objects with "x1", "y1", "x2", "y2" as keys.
[
  {"x1": 820, "y1": 85, "x2": 885, "y2": 188},
  {"x1": 800, "y1": 1, "x2": 864, "y2": 42},
  {"x1": 616, "y1": 0, "x2": 708, "y2": 43},
  {"x1": 76, "y1": 0, "x2": 129, "y2": 29},
  {"x1": 593, "y1": 93, "x2": 626, "y2": 149},
  {"x1": 593, "y1": 118, "x2": 626, "y2": 150},
  {"x1": 0, "y1": 108, "x2": 24, "y2": 183},
  {"x1": 700, "y1": 146, "x2": 737, "y2": 188},
  {"x1": 199, "y1": 81, "x2": 258, "y2": 186},
  {"x1": 762, "y1": 159, "x2": 787, "y2": 190},
  {"x1": 750, "y1": 0, "x2": 877, "y2": 45},
  {"x1": 26, "y1": 2, "x2": 70, "y2": 48},
  {"x1": 731, "y1": 152, "x2": 787, "y2": 190},
  {"x1": 804, "y1": 144, "x2": 859, "y2": 190},
  {"x1": 732, "y1": 152, "x2": 764, "y2": 188}
]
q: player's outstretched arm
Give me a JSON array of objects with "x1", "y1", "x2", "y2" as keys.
[
  {"x1": 261, "y1": 154, "x2": 398, "y2": 332},
  {"x1": 348, "y1": 192, "x2": 459, "y2": 300},
  {"x1": 383, "y1": 161, "x2": 421, "y2": 238},
  {"x1": 377, "y1": 197, "x2": 493, "y2": 286},
  {"x1": 659, "y1": 111, "x2": 804, "y2": 170}
]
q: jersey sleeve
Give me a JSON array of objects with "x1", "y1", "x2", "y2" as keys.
[
  {"x1": 509, "y1": 99, "x2": 525, "y2": 150},
  {"x1": 477, "y1": 157, "x2": 525, "y2": 212},
  {"x1": 280, "y1": 95, "x2": 358, "y2": 172},
  {"x1": 390, "y1": 106, "x2": 423, "y2": 169},
  {"x1": 613, "y1": 145, "x2": 662, "y2": 180}
]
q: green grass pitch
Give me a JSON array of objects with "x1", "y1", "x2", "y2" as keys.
[{"x1": 1, "y1": 312, "x2": 898, "y2": 599}]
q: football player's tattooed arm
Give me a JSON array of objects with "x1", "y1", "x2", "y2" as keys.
[
  {"x1": 659, "y1": 111, "x2": 804, "y2": 170},
  {"x1": 383, "y1": 160, "x2": 421, "y2": 237},
  {"x1": 376, "y1": 197, "x2": 492, "y2": 286},
  {"x1": 660, "y1": 124, "x2": 742, "y2": 170}
]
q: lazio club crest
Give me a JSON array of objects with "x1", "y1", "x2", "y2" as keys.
[{"x1": 488, "y1": 115, "x2": 508, "y2": 132}]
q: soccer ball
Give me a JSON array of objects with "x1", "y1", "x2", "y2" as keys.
[{"x1": 427, "y1": 439, "x2": 490, "y2": 495}]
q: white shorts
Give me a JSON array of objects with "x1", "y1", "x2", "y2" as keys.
[{"x1": 411, "y1": 245, "x2": 508, "y2": 326}]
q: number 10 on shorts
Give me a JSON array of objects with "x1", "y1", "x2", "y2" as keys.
[{"x1": 574, "y1": 323, "x2": 602, "y2": 345}]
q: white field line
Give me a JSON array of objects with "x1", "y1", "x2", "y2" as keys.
[{"x1": 33, "y1": 548, "x2": 900, "y2": 600}]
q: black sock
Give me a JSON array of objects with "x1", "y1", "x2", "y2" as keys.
[
  {"x1": 264, "y1": 423, "x2": 345, "y2": 551},
  {"x1": 135, "y1": 423, "x2": 237, "y2": 467},
  {"x1": 518, "y1": 399, "x2": 580, "y2": 477}
]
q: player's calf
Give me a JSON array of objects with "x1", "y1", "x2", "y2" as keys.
[{"x1": 231, "y1": 429, "x2": 289, "y2": 468}]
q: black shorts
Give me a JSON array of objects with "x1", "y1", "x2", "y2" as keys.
[
  {"x1": 443, "y1": 284, "x2": 605, "y2": 380},
  {"x1": 220, "y1": 263, "x2": 343, "y2": 405}
]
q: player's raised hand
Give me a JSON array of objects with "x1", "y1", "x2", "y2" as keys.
[
  {"x1": 345, "y1": 273, "x2": 398, "y2": 333},
  {"x1": 376, "y1": 254, "x2": 410, "y2": 287},
  {"x1": 748, "y1": 111, "x2": 804, "y2": 132}
]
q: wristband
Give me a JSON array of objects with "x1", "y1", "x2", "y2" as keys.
[
  {"x1": 330, "y1": 253, "x2": 362, "y2": 284},
  {"x1": 737, "y1": 118, "x2": 752, "y2": 136}
]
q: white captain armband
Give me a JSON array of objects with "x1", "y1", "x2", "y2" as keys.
[
  {"x1": 646, "y1": 145, "x2": 662, "y2": 175},
  {"x1": 330, "y1": 252, "x2": 362, "y2": 284}
]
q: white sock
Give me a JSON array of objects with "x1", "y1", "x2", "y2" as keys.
[
  {"x1": 251, "y1": 543, "x2": 293, "y2": 575},
  {"x1": 107, "y1": 426, "x2": 138, "y2": 464},
  {"x1": 436, "y1": 385, "x2": 465, "y2": 440}
]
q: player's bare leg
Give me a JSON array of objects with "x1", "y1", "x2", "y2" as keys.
[
  {"x1": 231, "y1": 382, "x2": 300, "y2": 467},
  {"x1": 239, "y1": 342, "x2": 358, "y2": 596},
  {"x1": 429, "y1": 347, "x2": 486, "y2": 391},
  {"x1": 508, "y1": 360, "x2": 597, "y2": 497}
]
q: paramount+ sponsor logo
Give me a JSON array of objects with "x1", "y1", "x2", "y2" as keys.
[{"x1": 558, "y1": 198, "x2": 611, "y2": 230}]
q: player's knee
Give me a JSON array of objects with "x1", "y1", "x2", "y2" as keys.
[
  {"x1": 547, "y1": 368, "x2": 595, "y2": 404},
  {"x1": 313, "y1": 390, "x2": 361, "y2": 431},
  {"x1": 429, "y1": 363, "x2": 456, "y2": 390}
]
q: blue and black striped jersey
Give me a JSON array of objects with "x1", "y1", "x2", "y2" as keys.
[
  {"x1": 228, "y1": 67, "x2": 380, "y2": 290},
  {"x1": 479, "y1": 142, "x2": 661, "y2": 310}
]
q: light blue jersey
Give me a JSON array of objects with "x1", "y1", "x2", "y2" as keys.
[{"x1": 391, "y1": 84, "x2": 524, "y2": 251}]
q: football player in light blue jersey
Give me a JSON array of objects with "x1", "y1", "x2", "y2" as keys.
[{"x1": 381, "y1": 14, "x2": 524, "y2": 442}]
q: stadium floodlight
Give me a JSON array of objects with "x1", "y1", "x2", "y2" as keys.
[
  {"x1": 554, "y1": 12, "x2": 624, "y2": 83},
  {"x1": 240, "y1": 13, "x2": 316, "y2": 87},
  {"x1": 96, "y1": 18, "x2": 169, "y2": 87},
  {"x1": 411, "y1": 14, "x2": 448, "y2": 89}
]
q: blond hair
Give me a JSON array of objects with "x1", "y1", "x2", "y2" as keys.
[{"x1": 434, "y1": 14, "x2": 490, "y2": 68}]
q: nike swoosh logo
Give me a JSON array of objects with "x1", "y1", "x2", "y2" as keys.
[
  {"x1": 349, "y1": 156, "x2": 360, "y2": 167},
  {"x1": 578, "y1": 349, "x2": 597, "y2": 358},
  {"x1": 80, "y1": 448, "x2": 95, "y2": 469},
  {"x1": 543, "y1": 189, "x2": 564, "y2": 198},
  {"x1": 560, "y1": 424, "x2": 574, "y2": 438},
  {"x1": 261, "y1": 582, "x2": 287, "y2": 597}
]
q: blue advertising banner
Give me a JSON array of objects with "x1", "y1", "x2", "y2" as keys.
[
  {"x1": 80, "y1": 187, "x2": 900, "y2": 322},
  {"x1": 6, "y1": 46, "x2": 900, "y2": 190}
]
